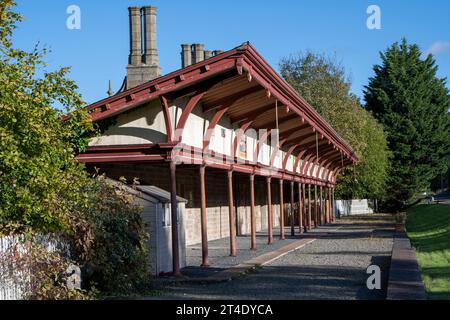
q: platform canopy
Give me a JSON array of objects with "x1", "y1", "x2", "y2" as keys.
[{"x1": 77, "y1": 42, "x2": 358, "y2": 185}]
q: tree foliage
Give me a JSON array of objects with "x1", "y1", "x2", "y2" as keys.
[
  {"x1": 280, "y1": 52, "x2": 390, "y2": 200},
  {"x1": 1, "y1": 237, "x2": 97, "y2": 300},
  {"x1": 364, "y1": 39, "x2": 450, "y2": 210},
  {"x1": 69, "y1": 176, "x2": 150, "y2": 295},
  {"x1": 0, "y1": 1, "x2": 149, "y2": 298},
  {"x1": 0, "y1": 1, "x2": 95, "y2": 233}
]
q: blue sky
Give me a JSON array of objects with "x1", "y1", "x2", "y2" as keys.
[{"x1": 13, "y1": 0, "x2": 450, "y2": 106}]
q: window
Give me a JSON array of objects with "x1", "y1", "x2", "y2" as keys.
[
  {"x1": 162, "y1": 203, "x2": 171, "y2": 227},
  {"x1": 239, "y1": 137, "x2": 247, "y2": 159},
  {"x1": 161, "y1": 203, "x2": 181, "y2": 228}
]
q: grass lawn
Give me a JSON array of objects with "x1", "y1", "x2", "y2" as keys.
[{"x1": 406, "y1": 204, "x2": 450, "y2": 300}]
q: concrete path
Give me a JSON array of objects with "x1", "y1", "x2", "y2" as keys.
[{"x1": 147, "y1": 215, "x2": 395, "y2": 300}]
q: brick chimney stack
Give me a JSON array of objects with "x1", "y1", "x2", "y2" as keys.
[
  {"x1": 192, "y1": 43, "x2": 205, "y2": 64},
  {"x1": 180, "y1": 44, "x2": 223, "y2": 68},
  {"x1": 128, "y1": 7, "x2": 142, "y2": 66},
  {"x1": 125, "y1": 6, "x2": 160, "y2": 90},
  {"x1": 143, "y1": 6, "x2": 159, "y2": 66},
  {"x1": 181, "y1": 44, "x2": 192, "y2": 68}
]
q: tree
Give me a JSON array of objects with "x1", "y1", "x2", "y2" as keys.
[
  {"x1": 280, "y1": 52, "x2": 390, "y2": 200},
  {"x1": 364, "y1": 39, "x2": 450, "y2": 210},
  {"x1": 0, "y1": 1, "x2": 149, "y2": 298},
  {"x1": 0, "y1": 0, "x2": 94, "y2": 233}
]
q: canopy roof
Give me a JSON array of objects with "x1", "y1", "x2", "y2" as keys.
[{"x1": 83, "y1": 42, "x2": 358, "y2": 170}]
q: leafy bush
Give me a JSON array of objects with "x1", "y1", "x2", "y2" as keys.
[
  {"x1": 1, "y1": 236, "x2": 96, "y2": 300},
  {"x1": 68, "y1": 176, "x2": 150, "y2": 295},
  {"x1": 0, "y1": 0, "x2": 95, "y2": 235},
  {"x1": 0, "y1": 2, "x2": 150, "y2": 298},
  {"x1": 1, "y1": 177, "x2": 150, "y2": 299}
]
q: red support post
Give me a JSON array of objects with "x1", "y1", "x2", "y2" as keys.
[
  {"x1": 302, "y1": 183, "x2": 308, "y2": 232},
  {"x1": 267, "y1": 177, "x2": 273, "y2": 244},
  {"x1": 290, "y1": 181, "x2": 295, "y2": 236},
  {"x1": 227, "y1": 171, "x2": 237, "y2": 257},
  {"x1": 298, "y1": 182, "x2": 303, "y2": 234},
  {"x1": 199, "y1": 165, "x2": 209, "y2": 266},
  {"x1": 169, "y1": 161, "x2": 181, "y2": 276},
  {"x1": 308, "y1": 184, "x2": 312, "y2": 230},
  {"x1": 323, "y1": 186, "x2": 327, "y2": 224},
  {"x1": 314, "y1": 185, "x2": 318, "y2": 228},
  {"x1": 327, "y1": 187, "x2": 331, "y2": 224},
  {"x1": 318, "y1": 186, "x2": 324, "y2": 225},
  {"x1": 250, "y1": 174, "x2": 257, "y2": 250},
  {"x1": 324, "y1": 187, "x2": 328, "y2": 224},
  {"x1": 279, "y1": 180, "x2": 285, "y2": 240},
  {"x1": 331, "y1": 188, "x2": 336, "y2": 223}
]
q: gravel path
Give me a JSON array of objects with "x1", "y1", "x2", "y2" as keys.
[
  {"x1": 183, "y1": 228, "x2": 305, "y2": 278},
  {"x1": 148, "y1": 215, "x2": 394, "y2": 300}
]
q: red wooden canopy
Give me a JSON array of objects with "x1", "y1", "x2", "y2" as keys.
[{"x1": 77, "y1": 42, "x2": 358, "y2": 185}]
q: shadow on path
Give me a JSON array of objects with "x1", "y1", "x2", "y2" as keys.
[{"x1": 147, "y1": 215, "x2": 394, "y2": 300}]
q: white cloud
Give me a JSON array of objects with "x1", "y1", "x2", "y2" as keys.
[{"x1": 424, "y1": 41, "x2": 450, "y2": 56}]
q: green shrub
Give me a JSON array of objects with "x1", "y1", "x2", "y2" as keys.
[
  {"x1": 68, "y1": 176, "x2": 150, "y2": 295},
  {"x1": 1, "y1": 237, "x2": 96, "y2": 300},
  {"x1": 0, "y1": 2, "x2": 150, "y2": 298}
]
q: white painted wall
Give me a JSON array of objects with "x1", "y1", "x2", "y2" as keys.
[
  {"x1": 181, "y1": 104, "x2": 206, "y2": 149},
  {"x1": 134, "y1": 187, "x2": 187, "y2": 276},
  {"x1": 335, "y1": 199, "x2": 374, "y2": 216},
  {"x1": 89, "y1": 97, "x2": 329, "y2": 178},
  {"x1": 89, "y1": 100, "x2": 167, "y2": 146}
]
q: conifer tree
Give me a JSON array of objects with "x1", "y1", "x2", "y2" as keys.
[
  {"x1": 280, "y1": 52, "x2": 390, "y2": 200},
  {"x1": 365, "y1": 39, "x2": 450, "y2": 210}
]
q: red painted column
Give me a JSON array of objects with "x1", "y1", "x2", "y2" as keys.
[
  {"x1": 199, "y1": 165, "x2": 209, "y2": 266},
  {"x1": 279, "y1": 180, "x2": 285, "y2": 240},
  {"x1": 267, "y1": 177, "x2": 273, "y2": 244},
  {"x1": 319, "y1": 186, "x2": 323, "y2": 226},
  {"x1": 331, "y1": 188, "x2": 336, "y2": 223},
  {"x1": 302, "y1": 183, "x2": 308, "y2": 232},
  {"x1": 169, "y1": 161, "x2": 181, "y2": 276},
  {"x1": 308, "y1": 184, "x2": 312, "y2": 230},
  {"x1": 290, "y1": 181, "x2": 295, "y2": 236},
  {"x1": 324, "y1": 187, "x2": 327, "y2": 224},
  {"x1": 250, "y1": 174, "x2": 256, "y2": 250},
  {"x1": 314, "y1": 185, "x2": 318, "y2": 228},
  {"x1": 227, "y1": 171, "x2": 237, "y2": 257},
  {"x1": 298, "y1": 182, "x2": 303, "y2": 234},
  {"x1": 329, "y1": 188, "x2": 331, "y2": 223},
  {"x1": 324, "y1": 187, "x2": 328, "y2": 224}
]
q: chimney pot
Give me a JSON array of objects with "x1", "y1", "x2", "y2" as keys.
[
  {"x1": 128, "y1": 7, "x2": 142, "y2": 66},
  {"x1": 204, "y1": 50, "x2": 213, "y2": 60},
  {"x1": 125, "y1": 5, "x2": 160, "y2": 90},
  {"x1": 181, "y1": 44, "x2": 192, "y2": 68},
  {"x1": 192, "y1": 43, "x2": 205, "y2": 64},
  {"x1": 142, "y1": 6, "x2": 159, "y2": 67}
]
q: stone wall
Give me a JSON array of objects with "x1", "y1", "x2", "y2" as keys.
[{"x1": 90, "y1": 163, "x2": 281, "y2": 246}]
